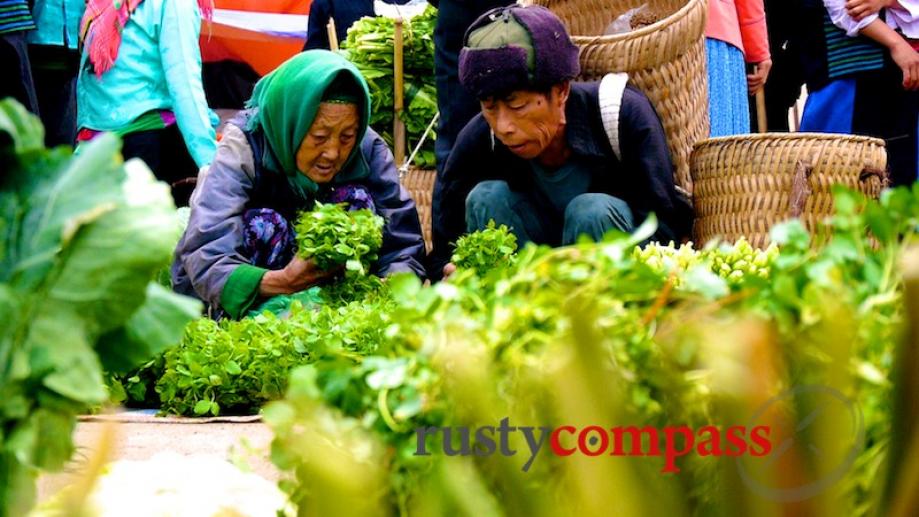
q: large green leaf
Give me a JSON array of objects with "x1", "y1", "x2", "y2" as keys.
[
  {"x1": 25, "y1": 309, "x2": 104, "y2": 404},
  {"x1": 0, "y1": 99, "x2": 44, "y2": 155},
  {"x1": 0, "y1": 452, "x2": 37, "y2": 517},
  {"x1": 6, "y1": 408, "x2": 76, "y2": 470},
  {"x1": 44, "y1": 159, "x2": 182, "y2": 336},
  {"x1": 0, "y1": 133, "x2": 124, "y2": 290},
  {"x1": 96, "y1": 282, "x2": 202, "y2": 374}
]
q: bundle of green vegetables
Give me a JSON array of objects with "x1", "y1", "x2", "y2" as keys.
[
  {"x1": 341, "y1": 5, "x2": 439, "y2": 168},
  {"x1": 294, "y1": 202, "x2": 384, "y2": 275}
]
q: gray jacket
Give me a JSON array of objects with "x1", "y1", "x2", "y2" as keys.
[{"x1": 171, "y1": 121, "x2": 426, "y2": 311}]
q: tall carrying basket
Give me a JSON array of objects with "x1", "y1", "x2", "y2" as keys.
[
  {"x1": 691, "y1": 133, "x2": 888, "y2": 248},
  {"x1": 401, "y1": 167, "x2": 437, "y2": 252},
  {"x1": 521, "y1": 0, "x2": 709, "y2": 193}
]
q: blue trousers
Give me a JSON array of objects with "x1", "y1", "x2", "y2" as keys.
[
  {"x1": 706, "y1": 38, "x2": 750, "y2": 137},
  {"x1": 465, "y1": 180, "x2": 635, "y2": 247}
]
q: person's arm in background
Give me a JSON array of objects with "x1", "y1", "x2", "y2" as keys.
[
  {"x1": 736, "y1": 0, "x2": 773, "y2": 94},
  {"x1": 825, "y1": 0, "x2": 879, "y2": 35},
  {"x1": 824, "y1": 0, "x2": 919, "y2": 88},
  {"x1": 860, "y1": 19, "x2": 919, "y2": 88},
  {"x1": 159, "y1": 0, "x2": 217, "y2": 168},
  {"x1": 844, "y1": 0, "x2": 895, "y2": 21},
  {"x1": 304, "y1": 0, "x2": 332, "y2": 51},
  {"x1": 848, "y1": 0, "x2": 919, "y2": 39}
]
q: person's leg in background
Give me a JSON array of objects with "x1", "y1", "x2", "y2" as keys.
[
  {"x1": 121, "y1": 126, "x2": 198, "y2": 206},
  {"x1": 0, "y1": 32, "x2": 39, "y2": 114},
  {"x1": 29, "y1": 45, "x2": 78, "y2": 147},
  {"x1": 749, "y1": 0, "x2": 805, "y2": 133},
  {"x1": 121, "y1": 129, "x2": 165, "y2": 177},
  {"x1": 799, "y1": 79, "x2": 856, "y2": 134},
  {"x1": 432, "y1": 1, "x2": 513, "y2": 179},
  {"x1": 749, "y1": 42, "x2": 804, "y2": 132},
  {"x1": 852, "y1": 64, "x2": 919, "y2": 187},
  {"x1": 706, "y1": 38, "x2": 751, "y2": 137},
  {"x1": 162, "y1": 125, "x2": 201, "y2": 206},
  {"x1": 433, "y1": 53, "x2": 480, "y2": 181}
]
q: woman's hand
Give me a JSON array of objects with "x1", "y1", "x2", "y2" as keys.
[
  {"x1": 747, "y1": 59, "x2": 772, "y2": 96},
  {"x1": 260, "y1": 257, "x2": 342, "y2": 296},
  {"x1": 891, "y1": 41, "x2": 919, "y2": 90},
  {"x1": 846, "y1": 0, "x2": 893, "y2": 22}
]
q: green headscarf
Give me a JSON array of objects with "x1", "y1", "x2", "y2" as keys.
[{"x1": 246, "y1": 50, "x2": 372, "y2": 199}]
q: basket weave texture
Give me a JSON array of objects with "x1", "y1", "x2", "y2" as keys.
[
  {"x1": 690, "y1": 133, "x2": 888, "y2": 248},
  {"x1": 521, "y1": 0, "x2": 709, "y2": 193},
  {"x1": 400, "y1": 167, "x2": 436, "y2": 252}
]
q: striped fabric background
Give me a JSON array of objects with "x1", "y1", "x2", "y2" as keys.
[
  {"x1": 0, "y1": 0, "x2": 35, "y2": 34},
  {"x1": 824, "y1": 13, "x2": 885, "y2": 80}
]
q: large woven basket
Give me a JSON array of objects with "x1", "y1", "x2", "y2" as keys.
[
  {"x1": 400, "y1": 167, "x2": 436, "y2": 252},
  {"x1": 521, "y1": 0, "x2": 709, "y2": 193},
  {"x1": 691, "y1": 133, "x2": 888, "y2": 248}
]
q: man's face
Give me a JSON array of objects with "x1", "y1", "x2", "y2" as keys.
[{"x1": 480, "y1": 83, "x2": 570, "y2": 159}]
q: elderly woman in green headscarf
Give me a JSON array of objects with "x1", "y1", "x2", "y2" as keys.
[{"x1": 172, "y1": 50, "x2": 427, "y2": 319}]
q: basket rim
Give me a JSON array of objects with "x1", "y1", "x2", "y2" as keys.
[
  {"x1": 566, "y1": 0, "x2": 706, "y2": 45},
  {"x1": 692, "y1": 132, "x2": 886, "y2": 150}
]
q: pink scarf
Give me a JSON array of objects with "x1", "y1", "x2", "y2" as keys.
[{"x1": 80, "y1": 0, "x2": 214, "y2": 77}]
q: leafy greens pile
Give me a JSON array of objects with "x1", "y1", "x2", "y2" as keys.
[
  {"x1": 0, "y1": 100, "x2": 200, "y2": 516},
  {"x1": 154, "y1": 290, "x2": 394, "y2": 417},
  {"x1": 120, "y1": 201, "x2": 391, "y2": 417},
  {"x1": 263, "y1": 184, "x2": 919, "y2": 516}
]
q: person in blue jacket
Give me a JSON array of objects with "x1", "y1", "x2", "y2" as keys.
[
  {"x1": 304, "y1": 0, "x2": 412, "y2": 50},
  {"x1": 28, "y1": 0, "x2": 85, "y2": 146},
  {"x1": 172, "y1": 51, "x2": 427, "y2": 320},
  {"x1": 76, "y1": 0, "x2": 217, "y2": 204}
]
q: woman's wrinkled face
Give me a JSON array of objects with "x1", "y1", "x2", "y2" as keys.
[{"x1": 295, "y1": 102, "x2": 360, "y2": 183}]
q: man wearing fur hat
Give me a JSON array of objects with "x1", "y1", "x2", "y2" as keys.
[{"x1": 429, "y1": 5, "x2": 692, "y2": 279}]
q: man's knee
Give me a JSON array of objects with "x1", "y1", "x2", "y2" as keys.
[
  {"x1": 465, "y1": 180, "x2": 512, "y2": 213},
  {"x1": 563, "y1": 194, "x2": 634, "y2": 242}
]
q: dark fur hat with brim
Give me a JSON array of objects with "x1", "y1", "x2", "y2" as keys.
[{"x1": 458, "y1": 5, "x2": 580, "y2": 100}]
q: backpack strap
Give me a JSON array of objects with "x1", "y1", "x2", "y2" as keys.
[
  {"x1": 598, "y1": 73, "x2": 694, "y2": 207},
  {"x1": 598, "y1": 72, "x2": 630, "y2": 162}
]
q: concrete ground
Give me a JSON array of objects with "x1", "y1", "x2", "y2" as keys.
[{"x1": 36, "y1": 417, "x2": 279, "y2": 503}]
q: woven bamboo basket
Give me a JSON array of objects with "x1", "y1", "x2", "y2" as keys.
[
  {"x1": 691, "y1": 133, "x2": 888, "y2": 248},
  {"x1": 521, "y1": 0, "x2": 709, "y2": 193},
  {"x1": 400, "y1": 167, "x2": 436, "y2": 252}
]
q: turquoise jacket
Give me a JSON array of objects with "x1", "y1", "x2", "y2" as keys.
[
  {"x1": 77, "y1": 0, "x2": 217, "y2": 168},
  {"x1": 28, "y1": 0, "x2": 84, "y2": 49}
]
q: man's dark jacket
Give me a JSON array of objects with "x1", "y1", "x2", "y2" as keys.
[{"x1": 428, "y1": 81, "x2": 693, "y2": 279}]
